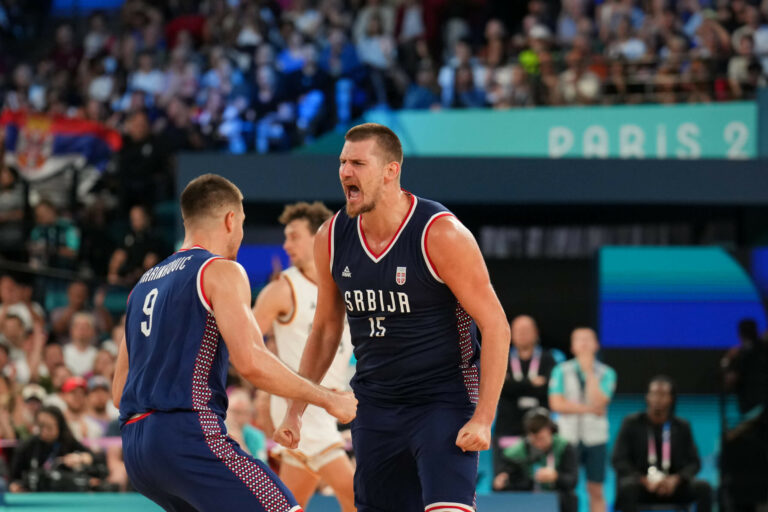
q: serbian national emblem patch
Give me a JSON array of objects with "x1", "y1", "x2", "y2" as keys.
[{"x1": 396, "y1": 266, "x2": 406, "y2": 285}]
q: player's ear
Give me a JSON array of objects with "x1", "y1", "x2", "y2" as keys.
[
  {"x1": 385, "y1": 161, "x2": 400, "y2": 183},
  {"x1": 224, "y1": 210, "x2": 235, "y2": 233}
]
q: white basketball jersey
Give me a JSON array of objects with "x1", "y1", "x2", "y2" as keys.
[{"x1": 272, "y1": 266, "x2": 353, "y2": 390}]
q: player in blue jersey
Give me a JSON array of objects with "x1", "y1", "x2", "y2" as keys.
[
  {"x1": 112, "y1": 174, "x2": 357, "y2": 512},
  {"x1": 274, "y1": 124, "x2": 511, "y2": 512}
]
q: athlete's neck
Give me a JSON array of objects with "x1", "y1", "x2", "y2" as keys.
[
  {"x1": 360, "y1": 190, "x2": 412, "y2": 245},
  {"x1": 296, "y1": 261, "x2": 318, "y2": 284},
  {"x1": 180, "y1": 233, "x2": 223, "y2": 257}
]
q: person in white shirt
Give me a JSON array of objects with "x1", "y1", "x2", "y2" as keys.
[
  {"x1": 252, "y1": 201, "x2": 355, "y2": 512},
  {"x1": 63, "y1": 312, "x2": 98, "y2": 377}
]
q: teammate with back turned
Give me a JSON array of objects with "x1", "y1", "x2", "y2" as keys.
[
  {"x1": 113, "y1": 174, "x2": 356, "y2": 512},
  {"x1": 274, "y1": 123, "x2": 511, "y2": 512}
]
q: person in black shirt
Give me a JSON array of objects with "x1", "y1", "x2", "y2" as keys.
[
  {"x1": 9, "y1": 405, "x2": 97, "y2": 492},
  {"x1": 106, "y1": 204, "x2": 166, "y2": 287},
  {"x1": 612, "y1": 376, "x2": 711, "y2": 512},
  {"x1": 494, "y1": 315, "x2": 556, "y2": 474}
]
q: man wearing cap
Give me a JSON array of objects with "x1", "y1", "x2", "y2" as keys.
[
  {"x1": 494, "y1": 407, "x2": 578, "y2": 512},
  {"x1": 62, "y1": 376, "x2": 102, "y2": 442},
  {"x1": 86, "y1": 375, "x2": 118, "y2": 435},
  {"x1": 17, "y1": 384, "x2": 47, "y2": 437}
]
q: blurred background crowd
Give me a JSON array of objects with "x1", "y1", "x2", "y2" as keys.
[{"x1": 1, "y1": 0, "x2": 767, "y2": 156}]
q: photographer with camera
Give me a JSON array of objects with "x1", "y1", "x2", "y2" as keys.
[
  {"x1": 493, "y1": 407, "x2": 578, "y2": 512},
  {"x1": 612, "y1": 376, "x2": 711, "y2": 512},
  {"x1": 9, "y1": 405, "x2": 107, "y2": 492}
]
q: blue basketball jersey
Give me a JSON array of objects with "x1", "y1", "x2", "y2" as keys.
[
  {"x1": 119, "y1": 247, "x2": 230, "y2": 425},
  {"x1": 330, "y1": 194, "x2": 480, "y2": 406}
]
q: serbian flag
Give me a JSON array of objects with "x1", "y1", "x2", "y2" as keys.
[{"x1": 0, "y1": 110, "x2": 122, "y2": 183}]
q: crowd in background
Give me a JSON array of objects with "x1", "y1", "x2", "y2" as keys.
[{"x1": 1, "y1": 0, "x2": 767, "y2": 155}]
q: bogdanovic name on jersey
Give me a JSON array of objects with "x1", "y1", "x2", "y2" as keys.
[{"x1": 343, "y1": 289, "x2": 411, "y2": 314}]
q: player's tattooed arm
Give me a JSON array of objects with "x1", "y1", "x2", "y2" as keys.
[{"x1": 426, "y1": 215, "x2": 511, "y2": 452}]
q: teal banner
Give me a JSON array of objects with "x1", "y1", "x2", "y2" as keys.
[{"x1": 365, "y1": 102, "x2": 757, "y2": 159}]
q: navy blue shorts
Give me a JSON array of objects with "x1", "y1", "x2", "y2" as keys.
[
  {"x1": 577, "y1": 442, "x2": 607, "y2": 483},
  {"x1": 351, "y1": 401, "x2": 478, "y2": 512},
  {"x1": 122, "y1": 410, "x2": 300, "y2": 512}
]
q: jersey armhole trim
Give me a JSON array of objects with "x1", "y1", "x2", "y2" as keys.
[
  {"x1": 276, "y1": 275, "x2": 297, "y2": 325},
  {"x1": 329, "y1": 211, "x2": 339, "y2": 272},
  {"x1": 421, "y1": 212, "x2": 454, "y2": 284},
  {"x1": 197, "y1": 256, "x2": 223, "y2": 314}
]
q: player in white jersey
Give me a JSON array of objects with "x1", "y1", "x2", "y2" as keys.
[{"x1": 253, "y1": 202, "x2": 356, "y2": 512}]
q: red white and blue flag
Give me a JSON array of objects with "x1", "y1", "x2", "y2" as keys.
[{"x1": 0, "y1": 110, "x2": 122, "y2": 183}]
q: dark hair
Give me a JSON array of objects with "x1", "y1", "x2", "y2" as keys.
[
  {"x1": 738, "y1": 318, "x2": 759, "y2": 343},
  {"x1": 523, "y1": 407, "x2": 557, "y2": 434},
  {"x1": 180, "y1": 174, "x2": 243, "y2": 222},
  {"x1": 36, "y1": 198, "x2": 57, "y2": 213},
  {"x1": 648, "y1": 374, "x2": 677, "y2": 411},
  {"x1": 36, "y1": 405, "x2": 81, "y2": 451},
  {"x1": 278, "y1": 201, "x2": 332, "y2": 234},
  {"x1": 345, "y1": 123, "x2": 403, "y2": 166}
]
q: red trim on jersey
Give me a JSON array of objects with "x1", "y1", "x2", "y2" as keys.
[
  {"x1": 423, "y1": 213, "x2": 454, "y2": 280},
  {"x1": 198, "y1": 257, "x2": 223, "y2": 310},
  {"x1": 328, "y1": 212, "x2": 339, "y2": 259},
  {"x1": 359, "y1": 193, "x2": 415, "y2": 259},
  {"x1": 425, "y1": 504, "x2": 474, "y2": 512},
  {"x1": 125, "y1": 410, "x2": 154, "y2": 425},
  {"x1": 175, "y1": 244, "x2": 207, "y2": 254}
]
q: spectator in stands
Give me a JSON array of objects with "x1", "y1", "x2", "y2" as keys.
[
  {"x1": 107, "y1": 204, "x2": 165, "y2": 287},
  {"x1": 549, "y1": 327, "x2": 617, "y2": 512},
  {"x1": 0, "y1": 314, "x2": 45, "y2": 385},
  {"x1": 111, "y1": 110, "x2": 172, "y2": 212},
  {"x1": 77, "y1": 199, "x2": 115, "y2": 280},
  {"x1": 61, "y1": 376, "x2": 102, "y2": 442},
  {"x1": 495, "y1": 315, "x2": 557, "y2": 474},
  {"x1": 90, "y1": 349, "x2": 116, "y2": 382},
  {"x1": 27, "y1": 199, "x2": 80, "y2": 271},
  {"x1": 40, "y1": 344, "x2": 64, "y2": 392},
  {"x1": 438, "y1": 38, "x2": 483, "y2": 107},
  {"x1": 50, "y1": 281, "x2": 113, "y2": 340},
  {"x1": 721, "y1": 319, "x2": 768, "y2": 415},
  {"x1": 86, "y1": 375, "x2": 117, "y2": 436},
  {"x1": 447, "y1": 64, "x2": 487, "y2": 108},
  {"x1": 0, "y1": 275, "x2": 30, "y2": 328},
  {"x1": 0, "y1": 374, "x2": 17, "y2": 442},
  {"x1": 225, "y1": 389, "x2": 267, "y2": 462},
  {"x1": 403, "y1": 62, "x2": 440, "y2": 109},
  {"x1": 612, "y1": 376, "x2": 712, "y2": 512},
  {"x1": 357, "y1": 14, "x2": 399, "y2": 107},
  {"x1": 494, "y1": 407, "x2": 578, "y2": 512},
  {"x1": 728, "y1": 34, "x2": 765, "y2": 98},
  {"x1": 44, "y1": 363, "x2": 72, "y2": 412},
  {"x1": 557, "y1": 50, "x2": 602, "y2": 105},
  {"x1": 16, "y1": 383, "x2": 47, "y2": 439},
  {"x1": 0, "y1": 164, "x2": 27, "y2": 262},
  {"x1": 10, "y1": 405, "x2": 96, "y2": 492},
  {"x1": 128, "y1": 50, "x2": 165, "y2": 97},
  {"x1": 62, "y1": 312, "x2": 98, "y2": 377}
]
